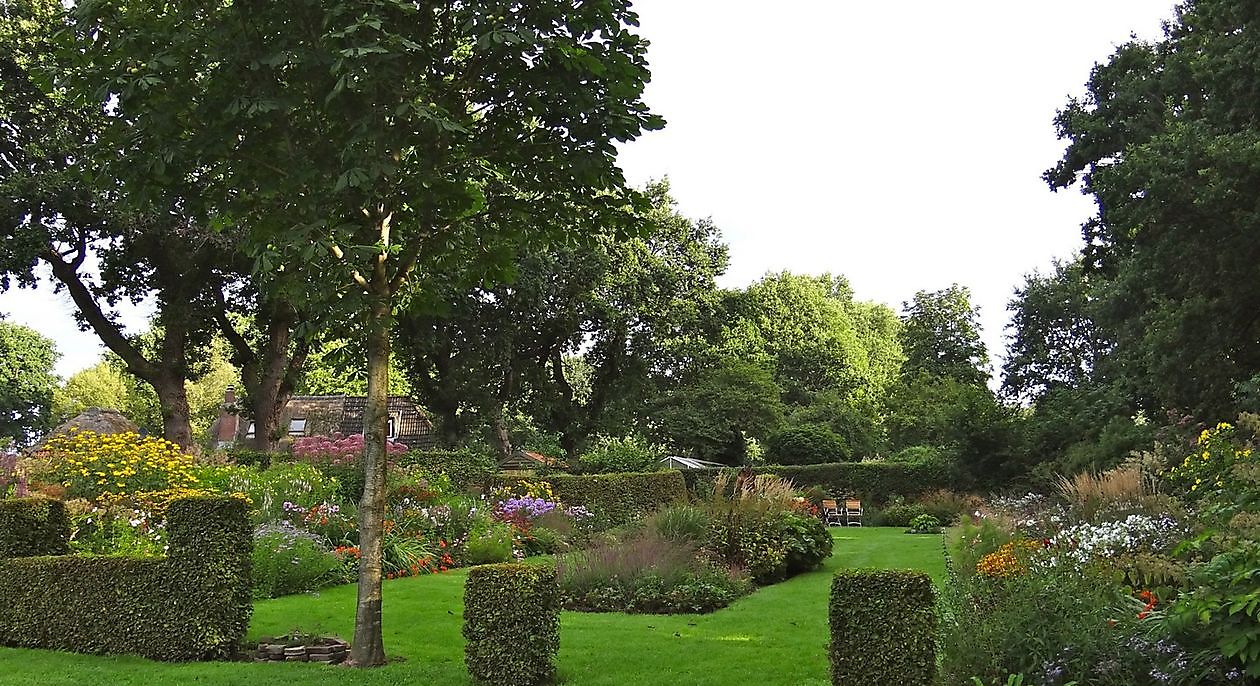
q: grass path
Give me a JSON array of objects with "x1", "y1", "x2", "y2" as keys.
[{"x1": 0, "y1": 527, "x2": 944, "y2": 685}]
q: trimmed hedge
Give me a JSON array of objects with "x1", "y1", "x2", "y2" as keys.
[
  {"x1": 680, "y1": 461, "x2": 954, "y2": 503},
  {"x1": 829, "y1": 569, "x2": 936, "y2": 685},
  {"x1": 463, "y1": 562, "x2": 559, "y2": 685},
  {"x1": 398, "y1": 448, "x2": 498, "y2": 490},
  {"x1": 0, "y1": 497, "x2": 69, "y2": 558},
  {"x1": 499, "y1": 471, "x2": 688, "y2": 527},
  {"x1": 0, "y1": 495, "x2": 252, "y2": 660}
]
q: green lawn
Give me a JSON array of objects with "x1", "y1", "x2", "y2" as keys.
[{"x1": 0, "y1": 527, "x2": 944, "y2": 685}]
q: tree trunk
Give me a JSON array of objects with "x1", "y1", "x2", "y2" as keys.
[
  {"x1": 153, "y1": 371, "x2": 194, "y2": 451},
  {"x1": 349, "y1": 261, "x2": 391, "y2": 668},
  {"x1": 487, "y1": 404, "x2": 513, "y2": 463},
  {"x1": 248, "y1": 314, "x2": 305, "y2": 451}
]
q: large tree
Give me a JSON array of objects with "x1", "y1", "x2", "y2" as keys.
[
  {"x1": 0, "y1": 0, "x2": 231, "y2": 449},
  {"x1": 395, "y1": 180, "x2": 728, "y2": 462},
  {"x1": 60, "y1": 0, "x2": 662, "y2": 665},
  {"x1": 1046, "y1": 0, "x2": 1260, "y2": 420},
  {"x1": 0, "y1": 318, "x2": 58, "y2": 445},
  {"x1": 898, "y1": 285, "x2": 990, "y2": 388}
]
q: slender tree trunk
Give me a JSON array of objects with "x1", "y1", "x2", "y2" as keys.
[
  {"x1": 349, "y1": 259, "x2": 391, "y2": 667},
  {"x1": 248, "y1": 315, "x2": 305, "y2": 451}
]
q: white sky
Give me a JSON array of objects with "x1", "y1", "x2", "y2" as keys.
[{"x1": 2, "y1": 0, "x2": 1178, "y2": 380}]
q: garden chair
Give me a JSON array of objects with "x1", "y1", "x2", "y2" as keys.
[
  {"x1": 821, "y1": 499, "x2": 845, "y2": 527},
  {"x1": 844, "y1": 499, "x2": 863, "y2": 526}
]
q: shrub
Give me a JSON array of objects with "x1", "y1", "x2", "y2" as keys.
[
  {"x1": 577, "y1": 434, "x2": 667, "y2": 474},
  {"x1": 0, "y1": 495, "x2": 251, "y2": 660},
  {"x1": 704, "y1": 507, "x2": 831, "y2": 584},
  {"x1": 556, "y1": 532, "x2": 751, "y2": 614},
  {"x1": 829, "y1": 569, "x2": 936, "y2": 686},
  {"x1": 650, "y1": 504, "x2": 711, "y2": 544},
  {"x1": 0, "y1": 497, "x2": 69, "y2": 558},
  {"x1": 463, "y1": 521, "x2": 516, "y2": 565},
  {"x1": 41, "y1": 429, "x2": 197, "y2": 500},
  {"x1": 463, "y1": 562, "x2": 559, "y2": 686},
  {"x1": 907, "y1": 514, "x2": 941, "y2": 534},
  {"x1": 767, "y1": 424, "x2": 849, "y2": 465},
  {"x1": 251, "y1": 522, "x2": 342, "y2": 598},
  {"x1": 880, "y1": 503, "x2": 928, "y2": 527}
]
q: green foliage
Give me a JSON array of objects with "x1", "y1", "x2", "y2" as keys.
[
  {"x1": 704, "y1": 508, "x2": 832, "y2": 585},
  {"x1": 906, "y1": 514, "x2": 941, "y2": 534},
  {"x1": 197, "y1": 463, "x2": 340, "y2": 525},
  {"x1": 0, "y1": 319, "x2": 58, "y2": 445},
  {"x1": 722, "y1": 272, "x2": 880, "y2": 403},
  {"x1": 1046, "y1": 0, "x2": 1260, "y2": 421},
  {"x1": 0, "y1": 497, "x2": 69, "y2": 558},
  {"x1": 463, "y1": 522, "x2": 516, "y2": 566},
  {"x1": 251, "y1": 522, "x2": 341, "y2": 599},
  {"x1": 1167, "y1": 539, "x2": 1260, "y2": 677},
  {"x1": 828, "y1": 569, "x2": 936, "y2": 686},
  {"x1": 650, "y1": 504, "x2": 711, "y2": 544},
  {"x1": 899, "y1": 284, "x2": 989, "y2": 387},
  {"x1": 557, "y1": 533, "x2": 752, "y2": 614},
  {"x1": 578, "y1": 435, "x2": 667, "y2": 474},
  {"x1": 463, "y1": 563, "x2": 560, "y2": 686},
  {"x1": 513, "y1": 471, "x2": 689, "y2": 528},
  {"x1": 880, "y1": 503, "x2": 929, "y2": 528},
  {"x1": 886, "y1": 373, "x2": 1020, "y2": 486},
  {"x1": 786, "y1": 389, "x2": 886, "y2": 459},
  {"x1": 653, "y1": 356, "x2": 784, "y2": 466},
  {"x1": 766, "y1": 424, "x2": 849, "y2": 465},
  {"x1": 0, "y1": 495, "x2": 251, "y2": 660},
  {"x1": 397, "y1": 448, "x2": 497, "y2": 491}
]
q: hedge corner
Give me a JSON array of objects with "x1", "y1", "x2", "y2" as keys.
[
  {"x1": 463, "y1": 562, "x2": 559, "y2": 685},
  {"x1": 828, "y1": 568, "x2": 936, "y2": 686}
]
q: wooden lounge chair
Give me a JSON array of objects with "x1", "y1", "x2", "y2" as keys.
[
  {"x1": 821, "y1": 499, "x2": 845, "y2": 527},
  {"x1": 844, "y1": 499, "x2": 863, "y2": 526}
]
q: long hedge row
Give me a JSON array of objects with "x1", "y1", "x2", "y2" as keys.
[
  {"x1": 0, "y1": 496, "x2": 252, "y2": 660},
  {"x1": 679, "y1": 461, "x2": 954, "y2": 502}
]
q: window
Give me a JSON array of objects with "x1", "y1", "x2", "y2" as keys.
[
  {"x1": 289, "y1": 418, "x2": 307, "y2": 436},
  {"x1": 245, "y1": 422, "x2": 256, "y2": 438},
  {"x1": 387, "y1": 413, "x2": 400, "y2": 440}
]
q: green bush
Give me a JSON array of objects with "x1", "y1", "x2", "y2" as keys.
[
  {"x1": 556, "y1": 532, "x2": 751, "y2": 614},
  {"x1": 504, "y1": 471, "x2": 688, "y2": 528},
  {"x1": 0, "y1": 497, "x2": 69, "y2": 558},
  {"x1": 829, "y1": 569, "x2": 936, "y2": 686},
  {"x1": 398, "y1": 448, "x2": 498, "y2": 490},
  {"x1": 650, "y1": 504, "x2": 711, "y2": 543},
  {"x1": 767, "y1": 424, "x2": 849, "y2": 465},
  {"x1": 705, "y1": 508, "x2": 832, "y2": 584},
  {"x1": 577, "y1": 434, "x2": 667, "y2": 474},
  {"x1": 880, "y1": 503, "x2": 929, "y2": 527},
  {"x1": 0, "y1": 495, "x2": 251, "y2": 660},
  {"x1": 907, "y1": 514, "x2": 941, "y2": 534},
  {"x1": 251, "y1": 522, "x2": 341, "y2": 599},
  {"x1": 463, "y1": 562, "x2": 560, "y2": 686},
  {"x1": 680, "y1": 462, "x2": 954, "y2": 503},
  {"x1": 463, "y1": 522, "x2": 516, "y2": 565},
  {"x1": 220, "y1": 447, "x2": 282, "y2": 469}
]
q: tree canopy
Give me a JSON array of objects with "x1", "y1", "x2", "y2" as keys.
[{"x1": 0, "y1": 318, "x2": 58, "y2": 446}]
